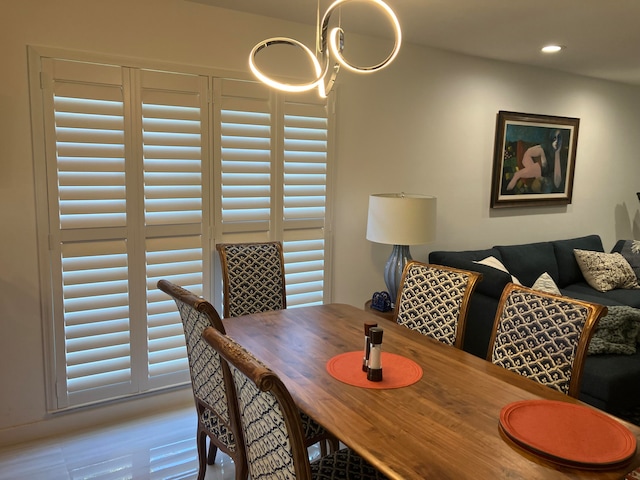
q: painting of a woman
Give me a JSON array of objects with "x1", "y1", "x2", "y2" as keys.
[
  {"x1": 505, "y1": 128, "x2": 565, "y2": 193},
  {"x1": 490, "y1": 111, "x2": 579, "y2": 208}
]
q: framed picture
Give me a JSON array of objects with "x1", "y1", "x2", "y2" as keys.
[{"x1": 490, "y1": 111, "x2": 579, "y2": 208}]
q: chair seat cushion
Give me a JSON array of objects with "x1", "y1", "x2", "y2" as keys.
[{"x1": 310, "y1": 448, "x2": 388, "y2": 479}]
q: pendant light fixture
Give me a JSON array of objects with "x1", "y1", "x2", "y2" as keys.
[{"x1": 249, "y1": 0, "x2": 402, "y2": 98}]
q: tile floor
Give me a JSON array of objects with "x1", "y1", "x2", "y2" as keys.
[{"x1": 0, "y1": 407, "x2": 236, "y2": 480}]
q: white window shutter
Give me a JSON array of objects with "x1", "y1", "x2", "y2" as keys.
[
  {"x1": 41, "y1": 58, "x2": 208, "y2": 408},
  {"x1": 34, "y1": 51, "x2": 332, "y2": 410},
  {"x1": 138, "y1": 70, "x2": 209, "y2": 390},
  {"x1": 282, "y1": 97, "x2": 329, "y2": 307},
  {"x1": 218, "y1": 79, "x2": 273, "y2": 234}
]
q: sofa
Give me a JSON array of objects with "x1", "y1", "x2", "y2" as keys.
[{"x1": 429, "y1": 234, "x2": 640, "y2": 420}]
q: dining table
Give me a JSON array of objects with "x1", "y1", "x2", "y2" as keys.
[{"x1": 222, "y1": 303, "x2": 640, "y2": 479}]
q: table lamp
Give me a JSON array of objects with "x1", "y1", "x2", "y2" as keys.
[{"x1": 366, "y1": 193, "x2": 437, "y2": 306}]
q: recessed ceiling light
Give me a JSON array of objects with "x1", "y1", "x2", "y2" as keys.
[{"x1": 541, "y1": 45, "x2": 564, "y2": 53}]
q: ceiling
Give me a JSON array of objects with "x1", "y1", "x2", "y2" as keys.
[{"x1": 188, "y1": 0, "x2": 640, "y2": 87}]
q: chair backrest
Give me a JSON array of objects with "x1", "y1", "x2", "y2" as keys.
[
  {"x1": 486, "y1": 283, "x2": 607, "y2": 397},
  {"x1": 202, "y1": 326, "x2": 312, "y2": 480},
  {"x1": 216, "y1": 241, "x2": 287, "y2": 318},
  {"x1": 157, "y1": 280, "x2": 244, "y2": 459},
  {"x1": 394, "y1": 261, "x2": 482, "y2": 348}
]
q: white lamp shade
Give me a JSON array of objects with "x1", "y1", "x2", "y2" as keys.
[{"x1": 366, "y1": 193, "x2": 437, "y2": 245}]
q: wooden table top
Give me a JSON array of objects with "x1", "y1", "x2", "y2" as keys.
[{"x1": 222, "y1": 303, "x2": 640, "y2": 479}]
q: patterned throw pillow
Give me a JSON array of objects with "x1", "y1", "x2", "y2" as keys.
[
  {"x1": 531, "y1": 272, "x2": 561, "y2": 295},
  {"x1": 472, "y1": 256, "x2": 521, "y2": 284},
  {"x1": 620, "y1": 239, "x2": 640, "y2": 281},
  {"x1": 588, "y1": 306, "x2": 640, "y2": 355},
  {"x1": 573, "y1": 249, "x2": 640, "y2": 292}
]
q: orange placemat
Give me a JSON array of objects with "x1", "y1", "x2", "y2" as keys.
[
  {"x1": 326, "y1": 351, "x2": 422, "y2": 389},
  {"x1": 500, "y1": 400, "x2": 637, "y2": 469}
]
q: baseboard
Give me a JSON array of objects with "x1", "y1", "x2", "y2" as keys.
[{"x1": 0, "y1": 388, "x2": 193, "y2": 449}]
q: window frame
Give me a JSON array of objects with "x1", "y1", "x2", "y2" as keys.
[{"x1": 28, "y1": 46, "x2": 335, "y2": 412}]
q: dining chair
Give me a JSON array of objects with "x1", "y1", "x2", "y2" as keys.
[
  {"x1": 394, "y1": 261, "x2": 482, "y2": 348},
  {"x1": 202, "y1": 326, "x2": 389, "y2": 480},
  {"x1": 157, "y1": 279, "x2": 247, "y2": 480},
  {"x1": 216, "y1": 241, "x2": 286, "y2": 318},
  {"x1": 486, "y1": 282, "x2": 608, "y2": 397},
  {"x1": 160, "y1": 280, "x2": 336, "y2": 459}
]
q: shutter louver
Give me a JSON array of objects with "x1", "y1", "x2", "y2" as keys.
[
  {"x1": 282, "y1": 100, "x2": 328, "y2": 307},
  {"x1": 142, "y1": 92, "x2": 203, "y2": 227},
  {"x1": 220, "y1": 81, "x2": 272, "y2": 233},
  {"x1": 140, "y1": 72, "x2": 207, "y2": 387},
  {"x1": 54, "y1": 85, "x2": 127, "y2": 230},
  {"x1": 62, "y1": 239, "x2": 132, "y2": 404},
  {"x1": 145, "y1": 236, "x2": 202, "y2": 383}
]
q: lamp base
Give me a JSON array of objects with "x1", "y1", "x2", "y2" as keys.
[{"x1": 384, "y1": 244, "x2": 411, "y2": 307}]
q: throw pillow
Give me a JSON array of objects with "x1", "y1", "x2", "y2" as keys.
[
  {"x1": 619, "y1": 239, "x2": 640, "y2": 281},
  {"x1": 588, "y1": 306, "x2": 640, "y2": 355},
  {"x1": 573, "y1": 249, "x2": 640, "y2": 292},
  {"x1": 531, "y1": 272, "x2": 561, "y2": 295},
  {"x1": 472, "y1": 256, "x2": 521, "y2": 285}
]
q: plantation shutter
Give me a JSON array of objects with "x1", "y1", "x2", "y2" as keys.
[
  {"x1": 40, "y1": 58, "x2": 207, "y2": 408},
  {"x1": 215, "y1": 81, "x2": 332, "y2": 308},
  {"x1": 217, "y1": 79, "x2": 273, "y2": 234},
  {"x1": 41, "y1": 58, "x2": 134, "y2": 407},
  {"x1": 33, "y1": 48, "x2": 332, "y2": 411},
  {"x1": 282, "y1": 97, "x2": 329, "y2": 307},
  {"x1": 138, "y1": 70, "x2": 209, "y2": 390}
]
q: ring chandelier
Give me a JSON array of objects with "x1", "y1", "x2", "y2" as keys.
[{"x1": 248, "y1": 0, "x2": 402, "y2": 98}]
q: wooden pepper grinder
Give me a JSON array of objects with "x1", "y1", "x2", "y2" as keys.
[
  {"x1": 362, "y1": 321, "x2": 378, "y2": 372},
  {"x1": 367, "y1": 327, "x2": 383, "y2": 382}
]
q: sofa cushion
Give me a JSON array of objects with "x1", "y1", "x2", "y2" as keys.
[
  {"x1": 581, "y1": 352, "x2": 640, "y2": 411},
  {"x1": 552, "y1": 235, "x2": 604, "y2": 287},
  {"x1": 429, "y1": 248, "x2": 510, "y2": 298},
  {"x1": 574, "y1": 249, "x2": 640, "y2": 292},
  {"x1": 494, "y1": 241, "x2": 558, "y2": 287},
  {"x1": 561, "y1": 282, "x2": 640, "y2": 308},
  {"x1": 588, "y1": 306, "x2": 640, "y2": 355},
  {"x1": 531, "y1": 272, "x2": 561, "y2": 295},
  {"x1": 615, "y1": 239, "x2": 640, "y2": 281},
  {"x1": 472, "y1": 256, "x2": 521, "y2": 284}
]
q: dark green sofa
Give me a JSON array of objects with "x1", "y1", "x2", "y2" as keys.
[{"x1": 429, "y1": 234, "x2": 640, "y2": 419}]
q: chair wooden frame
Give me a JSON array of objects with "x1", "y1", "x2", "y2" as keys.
[
  {"x1": 216, "y1": 241, "x2": 287, "y2": 318},
  {"x1": 486, "y1": 282, "x2": 608, "y2": 398},
  {"x1": 203, "y1": 327, "x2": 386, "y2": 480},
  {"x1": 157, "y1": 279, "x2": 248, "y2": 480},
  {"x1": 203, "y1": 326, "x2": 315, "y2": 479},
  {"x1": 393, "y1": 261, "x2": 482, "y2": 349}
]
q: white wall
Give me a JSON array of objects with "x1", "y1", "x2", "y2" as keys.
[
  {"x1": 1, "y1": 0, "x2": 639, "y2": 446},
  {"x1": 332, "y1": 40, "x2": 640, "y2": 307}
]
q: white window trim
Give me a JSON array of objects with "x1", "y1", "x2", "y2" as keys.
[{"x1": 28, "y1": 45, "x2": 335, "y2": 412}]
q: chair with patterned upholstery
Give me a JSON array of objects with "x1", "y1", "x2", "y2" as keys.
[
  {"x1": 202, "y1": 326, "x2": 388, "y2": 480},
  {"x1": 487, "y1": 282, "x2": 608, "y2": 397},
  {"x1": 160, "y1": 279, "x2": 335, "y2": 460},
  {"x1": 216, "y1": 241, "x2": 286, "y2": 318},
  {"x1": 394, "y1": 261, "x2": 482, "y2": 348},
  {"x1": 157, "y1": 279, "x2": 247, "y2": 480}
]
